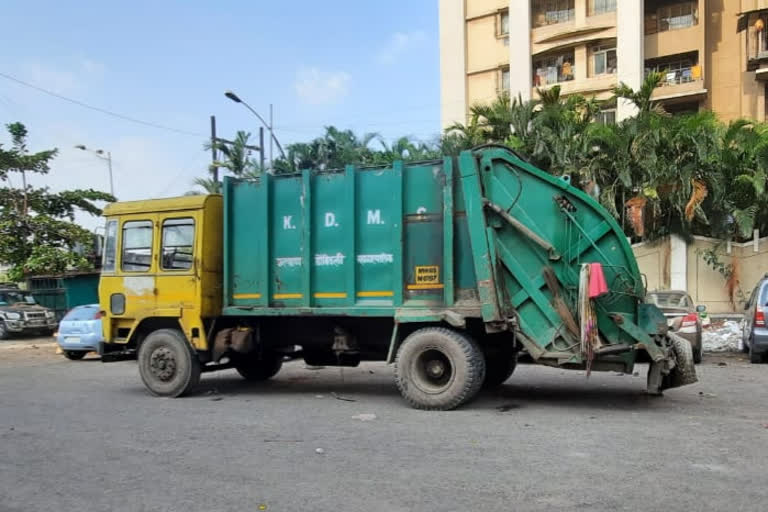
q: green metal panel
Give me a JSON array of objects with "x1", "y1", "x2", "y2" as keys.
[
  {"x1": 222, "y1": 147, "x2": 662, "y2": 368},
  {"x1": 27, "y1": 273, "x2": 99, "y2": 320}
]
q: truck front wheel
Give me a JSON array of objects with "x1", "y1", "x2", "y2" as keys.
[
  {"x1": 138, "y1": 329, "x2": 201, "y2": 397},
  {"x1": 394, "y1": 327, "x2": 486, "y2": 410}
]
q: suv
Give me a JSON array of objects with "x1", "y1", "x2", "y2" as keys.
[
  {"x1": 0, "y1": 284, "x2": 58, "y2": 339},
  {"x1": 743, "y1": 276, "x2": 768, "y2": 363}
]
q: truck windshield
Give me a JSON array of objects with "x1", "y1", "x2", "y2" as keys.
[{"x1": 0, "y1": 291, "x2": 36, "y2": 305}]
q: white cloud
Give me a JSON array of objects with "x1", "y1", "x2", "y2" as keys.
[
  {"x1": 294, "y1": 67, "x2": 351, "y2": 105},
  {"x1": 377, "y1": 31, "x2": 427, "y2": 65},
  {"x1": 19, "y1": 58, "x2": 105, "y2": 95}
]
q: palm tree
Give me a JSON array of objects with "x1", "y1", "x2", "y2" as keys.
[{"x1": 204, "y1": 131, "x2": 259, "y2": 176}]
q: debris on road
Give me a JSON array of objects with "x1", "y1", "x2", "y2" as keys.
[
  {"x1": 315, "y1": 448, "x2": 325, "y2": 454},
  {"x1": 331, "y1": 392, "x2": 356, "y2": 402},
  {"x1": 703, "y1": 320, "x2": 742, "y2": 352},
  {"x1": 496, "y1": 403, "x2": 519, "y2": 412},
  {"x1": 351, "y1": 413, "x2": 377, "y2": 421}
]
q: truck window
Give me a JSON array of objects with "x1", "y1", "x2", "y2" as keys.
[
  {"x1": 161, "y1": 218, "x2": 195, "y2": 270},
  {"x1": 102, "y1": 220, "x2": 117, "y2": 272},
  {"x1": 122, "y1": 220, "x2": 153, "y2": 272}
]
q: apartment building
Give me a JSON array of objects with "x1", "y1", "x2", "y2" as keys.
[{"x1": 440, "y1": 0, "x2": 768, "y2": 127}]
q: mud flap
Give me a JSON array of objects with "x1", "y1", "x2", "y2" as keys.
[{"x1": 647, "y1": 332, "x2": 698, "y2": 394}]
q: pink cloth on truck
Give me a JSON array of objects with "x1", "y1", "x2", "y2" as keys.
[{"x1": 588, "y1": 262, "x2": 608, "y2": 298}]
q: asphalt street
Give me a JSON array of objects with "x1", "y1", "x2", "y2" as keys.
[{"x1": 1, "y1": 340, "x2": 766, "y2": 512}]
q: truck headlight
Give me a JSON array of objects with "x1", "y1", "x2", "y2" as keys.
[
  {"x1": 5, "y1": 312, "x2": 21, "y2": 320},
  {"x1": 45, "y1": 310, "x2": 55, "y2": 319}
]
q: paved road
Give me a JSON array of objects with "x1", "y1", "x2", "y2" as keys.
[{"x1": 1, "y1": 342, "x2": 767, "y2": 512}]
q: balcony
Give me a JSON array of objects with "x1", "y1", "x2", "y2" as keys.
[
  {"x1": 646, "y1": 54, "x2": 707, "y2": 102},
  {"x1": 644, "y1": 1, "x2": 702, "y2": 59},
  {"x1": 532, "y1": 50, "x2": 575, "y2": 87},
  {"x1": 746, "y1": 13, "x2": 768, "y2": 73}
]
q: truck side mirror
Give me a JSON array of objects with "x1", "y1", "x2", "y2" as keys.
[{"x1": 696, "y1": 305, "x2": 706, "y2": 313}]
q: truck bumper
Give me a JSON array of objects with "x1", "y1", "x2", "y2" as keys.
[{"x1": 98, "y1": 341, "x2": 137, "y2": 362}]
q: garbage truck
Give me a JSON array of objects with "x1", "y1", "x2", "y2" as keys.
[{"x1": 98, "y1": 146, "x2": 696, "y2": 409}]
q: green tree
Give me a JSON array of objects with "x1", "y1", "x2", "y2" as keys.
[{"x1": 0, "y1": 122, "x2": 114, "y2": 281}]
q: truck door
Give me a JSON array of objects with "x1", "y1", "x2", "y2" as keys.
[{"x1": 154, "y1": 214, "x2": 198, "y2": 315}]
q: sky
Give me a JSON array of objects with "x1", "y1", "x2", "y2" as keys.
[{"x1": 0, "y1": 0, "x2": 441, "y2": 229}]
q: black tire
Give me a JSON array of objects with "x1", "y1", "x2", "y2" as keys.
[
  {"x1": 482, "y1": 352, "x2": 517, "y2": 388},
  {"x1": 394, "y1": 327, "x2": 485, "y2": 410},
  {"x1": 0, "y1": 321, "x2": 8, "y2": 340},
  {"x1": 64, "y1": 351, "x2": 87, "y2": 360},
  {"x1": 749, "y1": 345, "x2": 764, "y2": 364},
  {"x1": 138, "y1": 329, "x2": 201, "y2": 397},
  {"x1": 235, "y1": 353, "x2": 283, "y2": 381},
  {"x1": 667, "y1": 333, "x2": 698, "y2": 388},
  {"x1": 743, "y1": 336, "x2": 752, "y2": 353}
]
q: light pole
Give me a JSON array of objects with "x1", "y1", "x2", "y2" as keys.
[
  {"x1": 75, "y1": 145, "x2": 114, "y2": 197},
  {"x1": 224, "y1": 91, "x2": 286, "y2": 160}
]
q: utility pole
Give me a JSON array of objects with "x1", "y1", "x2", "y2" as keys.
[
  {"x1": 259, "y1": 127, "x2": 265, "y2": 171},
  {"x1": 106, "y1": 152, "x2": 114, "y2": 197},
  {"x1": 210, "y1": 115, "x2": 219, "y2": 183}
]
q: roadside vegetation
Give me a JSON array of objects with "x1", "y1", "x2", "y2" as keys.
[
  {"x1": 0, "y1": 122, "x2": 114, "y2": 281},
  {"x1": 200, "y1": 72, "x2": 768, "y2": 245}
]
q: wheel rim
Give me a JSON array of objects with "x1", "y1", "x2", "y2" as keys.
[
  {"x1": 0, "y1": 323, "x2": 5, "y2": 336},
  {"x1": 413, "y1": 348, "x2": 454, "y2": 394},
  {"x1": 149, "y1": 347, "x2": 177, "y2": 382}
]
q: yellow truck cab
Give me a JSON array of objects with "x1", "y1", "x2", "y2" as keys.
[{"x1": 99, "y1": 195, "x2": 222, "y2": 360}]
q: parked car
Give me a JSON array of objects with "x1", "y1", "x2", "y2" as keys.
[
  {"x1": 646, "y1": 290, "x2": 705, "y2": 364},
  {"x1": 742, "y1": 276, "x2": 768, "y2": 364},
  {"x1": 56, "y1": 304, "x2": 103, "y2": 360},
  {"x1": 0, "y1": 284, "x2": 58, "y2": 339}
]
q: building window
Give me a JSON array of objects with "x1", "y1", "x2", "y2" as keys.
[
  {"x1": 532, "y1": 0, "x2": 575, "y2": 28},
  {"x1": 589, "y1": 0, "x2": 616, "y2": 16},
  {"x1": 161, "y1": 218, "x2": 195, "y2": 271},
  {"x1": 645, "y1": 2, "x2": 698, "y2": 35},
  {"x1": 596, "y1": 109, "x2": 616, "y2": 125},
  {"x1": 645, "y1": 52, "x2": 701, "y2": 86},
  {"x1": 498, "y1": 10, "x2": 510, "y2": 37},
  {"x1": 748, "y1": 14, "x2": 768, "y2": 62},
  {"x1": 591, "y1": 44, "x2": 617, "y2": 75},
  {"x1": 533, "y1": 50, "x2": 575, "y2": 86},
  {"x1": 121, "y1": 220, "x2": 153, "y2": 272},
  {"x1": 664, "y1": 101, "x2": 700, "y2": 115},
  {"x1": 500, "y1": 68, "x2": 510, "y2": 92}
]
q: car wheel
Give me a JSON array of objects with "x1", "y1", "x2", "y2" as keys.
[
  {"x1": 394, "y1": 327, "x2": 485, "y2": 410},
  {"x1": 749, "y1": 345, "x2": 764, "y2": 364},
  {"x1": 0, "y1": 321, "x2": 8, "y2": 340},
  {"x1": 235, "y1": 353, "x2": 283, "y2": 381},
  {"x1": 64, "y1": 351, "x2": 87, "y2": 360},
  {"x1": 138, "y1": 329, "x2": 201, "y2": 397}
]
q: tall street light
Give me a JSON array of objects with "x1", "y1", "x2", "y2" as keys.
[
  {"x1": 224, "y1": 90, "x2": 286, "y2": 160},
  {"x1": 75, "y1": 145, "x2": 114, "y2": 197}
]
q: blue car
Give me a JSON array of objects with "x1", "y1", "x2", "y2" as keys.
[{"x1": 57, "y1": 304, "x2": 103, "y2": 360}]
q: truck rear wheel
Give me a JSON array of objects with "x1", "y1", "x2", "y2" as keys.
[
  {"x1": 235, "y1": 353, "x2": 283, "y2": 381},
  {"x1": 394, "y1": 327, "x2": 485, "y2": 410},
  {"x1": 483, "y1": 355, "x2": 516, "y2": 388},
  {"x1": 138, "y1": 329, "x2": 201, "y2": 397}
]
